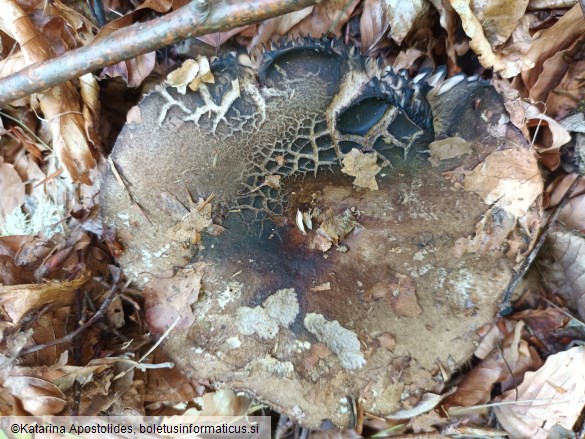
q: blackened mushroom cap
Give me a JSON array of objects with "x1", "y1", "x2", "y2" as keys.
[{"x1": 101, "y1": 38, "x2": 543, "y2": 429}]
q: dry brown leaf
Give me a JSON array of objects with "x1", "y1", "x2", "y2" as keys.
[
  {"x1": 494, "y1": 346, "x2": 585, "y2": 439},
  {"x1": 464, "y1": 148, "x2": 542, "y2": 217},
  {"x1": 441, "y1": 321, "x2": 542, "y2": 415},
  {"x1": 166, "y1": 197, "x2": 213, "y2": 243},
  {"x1": 510, "y1": 308, "x2": 572, "y2": 354},
  {"x1": 428, "y1": 0, "x2": 460, "y2": 68},
  {"x1": 393, "y1": 47, "x2": 433, "y2": 71},
  {"x1": 23, "y1": 309, "x2": 69, "y2": 367},
  {"x1": 341, "y1": 148, "x2": 381, "y2": 190},
  {"x1": 83, "y1": 358, "x2": 136, "y2": 415},
  {"x1": 546, "y1": 58, "x2": 585, "y2": 120},
  {"x1": 166, "y1": 58, "x2": 214, "y2": 94},
  {"x1": 251, "y1": 6, "x2": 314, "y2": 47},
  {"x1": 544, "y1": 173, "x2": 585, "y2": 232},
  {"x1": 474, "y1": 319, "x2": 516, "y2": 360},
  {"x1": 101, "y1": 53, "x2": 156, "y2": 88},
  {"x1": 449, "y1": 0, "x2": 524, "y2": 77},
  {"x1": 537, "y1": 226, "x2": 585, "y2": 321},
  {"x1": 491, "y1": 78, "x2": 528, "y2": 135},
  {"x1": 318, "y1": 208, "x2": 358, "y2": 245},
  {"x1": 0, "y1": 50, "x2": 27, "y2": 80},
  {"x1": 290, "y1": 0, "x2": 360, "y2": 38},
  {"x1": 360, "y1": 0, "x2": 430, "y2": 50},
  {"x1": 360, "y1": 0, "x2": 388, "y2": 52},
  {"x1": 52, "y1": 0, "x2": 98, "y2": 45},
  {"x1": 428, "y1": 137, "x2": 472, "y2": 166},
  {"x1": 4, "y1": 375, "x2": 66, "y2": 415},
  {"x1": 521, "y1": 5, "x2": 585, "y2": 100},
  {"x1": 0, "y1": 272, "x2": 91, "y2": 324},
  {"x1": 145, "y1": 350, "x2": 197, "y2": 403},
  {"x1": 197, "y1": 26, "x2": 251, "y2": 48},
  {"x1": 143, "y1": 263, "x2": 205, "y2": 333},
  {"x1": 387, "y1": 0, "x2": 430, "y2": 44},
  {"x1": 0, "y1": 162, "x2": 25, "y2": 221},
  {"x1": 526, "y1": 104, "x2": 572, "y2": 156},
  {"x1": 80, "y1": 73, "x2": 101, "y2": 148},
  {"x1": 470, "y1": 0, "x2": 529, "y2": 46}
]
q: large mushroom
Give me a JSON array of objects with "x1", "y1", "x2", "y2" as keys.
[{"x1": 101, "y1": 39, "x2": 543, "y2": 428}]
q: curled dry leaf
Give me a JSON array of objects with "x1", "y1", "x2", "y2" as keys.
[
  {"x1": 545, "y1": 55, "x2": 585, "y2": 120},
  {"x1": 428, "y1": 137, "x2": 472, "y2": 166},
  {"x1": 80, "y1": 73, "x2": 101, "y2": 148},
  {"x1": 197, "y1": 26, "x2": 252, "y2": 48},
  {"x1": 494, "y1": 346, "x2": 585, "y2": 439},
  {"x1": 0, "y1": 272, "x2": 91, "y2": 324},
  {"x1": 510, "y1": 308, "x2": 573, "y2": 354},
  {"x1": 521, "y1": 5, "x2": 585, "y2": 102},
  {"x1": 536, "y1": 225, "x2": 585, "y2": 321},
  {"x1": 360, "y1": 0, "x2": 430, "y2": 49},
  {"x1": 251, "y1": 6, "x2": 314, "y2": 47},
  {"x1": 166, "y1": 58, "x2": 214, "y2": 94},
  {"x1": 453, "y1": 147, "x2": 543, "y2": 260},
  {"x1": 525, "y1": 106, "x2": 572, "y2": 154},
  {"x1": 360, "y1": 0, "x2": 389, "y2": 52},
  {"x1": 491, "y1": 78, "x2": 528, "y2": 135},
  {"x1": 449, "y1": 0, "x2": 524, "y2": 77},
  {"x1": 290, "y1": 0, "x2": 360, "y2": 38},
  {"x1": 0, "y1": 51, "x2": 27, "y2": 81},
  {"x1": 0, "y1": 162, "x2": 25, "y2": 222},
  {"x1": 52, "y1": 0, "x2": 98, "y2": 45},
  {"x1": 101, "y1": 53, "x2": 156, "y2": 88},
  {"x1": 143, "y1": 263, "x2": 205, "y2": 332},
  {"x1": 4, "y1": 375, "x2": 66, "y2": 415},
  {"x1": 386, "y1": 0, "x2": 431, "y2": 45},
  {"x1": 463, "y1": 147, "x2": 542, "y2": 218},
  {"x1": 317, "y1": 209, "x2": 358, "y2": 251},
  {"x1": 428, "y1": 0, "x2": 459, "y2": 68},
  {"x1": 441, "y1": 321, "x2": 542, "y2": 415},
  {"x1": 544, "y1": 173, "x2": 585, "y2": 232},
  {"x1": 145, "y1": 350, "x2": 197, "y2": 403},
  {"x1": 469, "y1": 0, "x2": 529, "y2": 47},
  {"x1": 341, "y1": 148, "x2": 381, "y2": 190}
]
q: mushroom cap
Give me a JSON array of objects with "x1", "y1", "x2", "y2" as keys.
[{"x1": 101, "y1": 40, "x2": 542, "y2": 428}]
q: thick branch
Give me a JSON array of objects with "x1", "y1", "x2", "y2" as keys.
[{"x1": 0, "y1": 0, "x2": 319, "y2": 107}]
